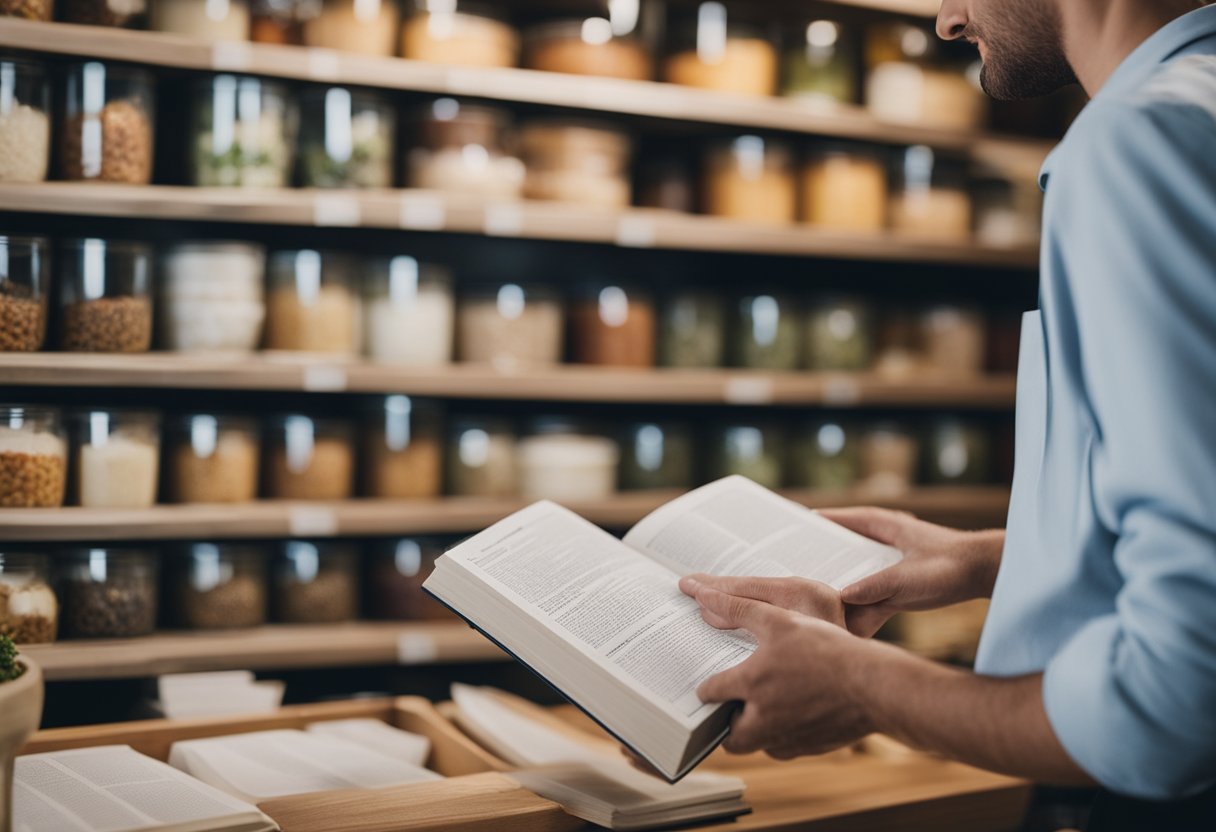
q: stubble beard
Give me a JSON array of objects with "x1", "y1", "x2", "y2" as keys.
[{"x1": 970, "y1": 0, "x2": 1078, "y2": 100}]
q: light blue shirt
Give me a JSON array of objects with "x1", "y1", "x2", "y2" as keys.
[{"x1": 974, "y1": 5, "x2": 1216, "y2": 801}]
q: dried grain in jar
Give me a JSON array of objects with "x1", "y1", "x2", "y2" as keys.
[
  {"x1": 264, "y1": 249, "x2": 360, "y2": 355},
  {"x1": 367, "y1": 538, "x2": 450, "y2": 621},
  {"x1": 568, "y1": 283, "x2": 655, "y2": 367},
  {"x1": 401, "y1": 2, "x2": 518, "y2": 68},
  {"x1": 272, "y1": 541, "x2": 357, "y2": 623},
  {"x1": 0, "y1": 0, "x2": 53, "y2": 21},
  {"x1": 0, "y1": 235, "x2": 49, "y2": 352},
  {"x1": 170, "y1": 543, "x2": 267, "y2": 630},
  {"x1": 457, "y1": 282, "x2": 563, "y2": 369},
  {"x1": 525, "y1": 18, "x2": 651, "y2": 81},
  {"x1": 799, "y1": 145, "x2": 888, "y2": 232},
  {"x1": 363, "y1": 396, "x2": 442, "y2": 499},
  {"x1": 58, "y1": 238, "x2": 153, "y2": 353},
  {"x1": 0, "y1": 551, "x2": 58, "y2": 644},
  {"x1": 704, "y1": 136, "x2": 796, "y2": 224},
  {"x1": 0, "y1": 57, "x2": 51, "y2": 184},
  {"x1": 72, "y1": 409, "x2": 160, "y2": 509},
  {"x1": 60, "y1": 62, "x2": 154, "y2": 184},
  {"x1": 265, "y1": 414, "x2": 354, "y2": 500},
  {"x1": 0, "y1": 406, "x2": 66, "y2": 508},
  {"x1": 446, "y1": 416, "x2": 516, "y2": 497},
  {"x1": 57, "y1": 548, "x2": 158, "y2": 639},
  {"x1": 167, "y1": 413, "x2": 260, "y2": 504}
]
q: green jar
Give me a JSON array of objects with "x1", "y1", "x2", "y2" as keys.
[
  {"x1": 789, "y1": 421, "x2": 859, "y2": 490},
  {"x1": 924, "y1": 420, "x2": 991, "y2": 485},
  {"x1": 619, "y1": 422, "x2": 694, "y2": 490},
  {"x1": 730, "y1": 293, "x2": 801, "y2": 370},
  {"x1": 804, "y1": 296, "x2": 874, "y2": 371},
  {"x1": 658, "y1": 292, "x2": 725, "y2": 368},
  {"x1": 781, "y1": 18, "x2": 858, "y2": 104},
  {"x1": 709, "y1": 424, "x2": 785, "y2": 489}
]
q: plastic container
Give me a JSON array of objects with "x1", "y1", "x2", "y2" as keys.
[
  {"x1": 704, "y1": 136, "x2": 796, "y2": 224},
  {"x1": 664, "y1": 3, "x2": 777, "y2": 96},
  {"x1": 924, "y1": 420, "x2": 991, "y2": 486},
  {"x1": 457, "y1": 282, "x2": 563, "y2": 369},
  {"x1": 363, "y1": 395, "x2": 443, "y2": 499},
  {"x1": 406, "y1": 99, "x2": 524, "y2": 198},
  {"x1": 62, "y1": 0, "x2": 146, "y2": 26},
  {"x1": 619, "y1": 422, "x2": 694, "y2": 491},
  {"x1": 890, "y1": 146, "x2": 972, "y2": 240},
  {"x1": 860, "y1": 424, "x2": 918, "y2": 494},
  {"x1": 788, "y1": 420, "x2": 858, "y2": 491},
  {"x1": 518, "y1": 120, "x2": 632, "y2": 208},
  {"x1": 304, "y1": 0, "x2": 399, "y2": 56},
  {"x1": 568, "y1": 282, "x2": 655, "y2": 367},
  {"x1": 192, "y1": 75, "x2": 295, "y2": 188},
  {"x1": 782, "y1": 18, "x2": 856, "y2": 104},
  {"x1": 61, "y1": 62, "x2": 155, "y2": 184},
  {"x1": 151, "y1": 0, "x2": 251, "y2": 40},
  {"x1": 169, "y1": 543, "x2": 268, "y2": 630},
  {"x1": 0, "y1": 57, "x2": 51, "y2": 183},
  {"x1": 709, "y1": 424, "x2": 784, "y2": 489},
  {"x1": 166, "y1": 413, "x2": 260, "y2": 504},
  {"x1": 1, "y1": 0, "x2": 52, "y2": 19},
  {"x1": 57, "y1": 548, "x2": 158, "y2": 638},
  {"x1": 265, "y1": 414, "x2": 354, "y2": 500},
  {"x1": 160, "y1": 241, "x2": 266, "y2": 353},
  {"x1": 921, "y1": 305, "x2": 986, "y2": 376},
  {"x1": 446, "y1": 416, "x2": 516, "y2": 497},
  {"x1": 799, "y1": 144, "x2": 888, "y2": 232},
  {"x1": 264, "y1": 249, "x2": 361, "y2": 355},
  {"x1": 366, "y1": 538, "x2": 451, "y2": 621},
  {"x1": 0, "y1": 551, "x2": 57, "y2": 644},
  {"x1": 804, "y1": 296, "x2": 874, "y2": 371},
  {"x1": 71, "y1": 409, "x2": 160, "y2": 509},
  {"x1": 58, "y1": 238, "x2": 153, "y2": 353},
  {"x1": 363, "y1": 256, "x2": 454, "y2": 365},
  {"x1": 299, "y1": 87, "x2": 395, "y2": 189},
  {"x1": 272, "y1": 541, "x2": 357, "y2": 623},
  {"x1": 401, "y1": 1, "x2": 518, "y2": 67},
  {"x1": 517, "y1": 419, "x2": 618, "y2": 501},
  {"x1": 0, "y1": 406, "x2": 66, "y2": 508},
  {"x1": 729, "y1": 293, "x2": 801, "y2": 370},
  {"x1": 0, "y1": 235, "x2": 49, "y2": 352},
  {"x1": 658, "y1": 291, "x2": 724, "y2": 368},
  {"x1": 525, "y1": 18, "x2": 651, "y2": 80}
]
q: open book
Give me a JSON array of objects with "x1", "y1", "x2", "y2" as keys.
[{"x1": 424, "y1": 476, "x2": 902, "y2": 782}]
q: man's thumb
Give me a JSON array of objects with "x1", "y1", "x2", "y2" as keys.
[{"x1": 840, "y1": 568, "x2": 899, "y2": 606}]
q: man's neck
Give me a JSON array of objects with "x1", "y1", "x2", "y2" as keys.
[{"x1": 1062, "y1": 0, "x2": 1205, "y2": 95}]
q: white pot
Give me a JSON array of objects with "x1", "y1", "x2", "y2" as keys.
[{"x1": 0, "y1": 659, "x2": 43, "y2": 832}]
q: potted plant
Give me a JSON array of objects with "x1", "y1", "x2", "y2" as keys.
[{"x1": 0, "y1": 636, "x2": 42, "y2": 832}]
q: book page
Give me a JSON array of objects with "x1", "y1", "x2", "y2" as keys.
[
  {"x1": 624, "y1": 477, "x2": 903, "y2": 590},
  {"x1": 305, "y1": 720, "x2": 431, "y2": 767}
]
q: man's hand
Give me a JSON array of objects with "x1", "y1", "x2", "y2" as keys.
[
  {"x1": 678, "y1": 573, "x2": 846, "y2": 628},
  {"x1": 820, "y1": 508, "x2": 1005, "y2": 637}
]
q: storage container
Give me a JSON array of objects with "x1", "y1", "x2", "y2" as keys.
[
  {"x1": 525, "y1": 18, "x2": 651, "y2": 80},
  {"x1": 921, "y1": 305, "x2": 986, "y2": 376},
  {"x1": 636, "y1": 157, "x2": 695, "y2": 213},
  {"x1": 58, "y1": 238, "x2": 153, "y2": 353},
  {"x1": 401, "y1": 0, "x2": 518, "y2": 67},
  {"x1": 517, "y1": 418, "x2": 618, "y2": 501},
  {"x1": 299, "y1": 87, "x2": 395, "y2": 189},
  {"x1": 0, "y1": 0, "x2": 52, "y2": 21},
  {"x1": 729, "y1": 292, "x2": 801, "y2": 370},
  {"x1": 0, "y1": 235, "x2": 49, "y2": 352},
  {"x1": 0, "y1": 406, "x2": 65, "y2": 508},
  {"x1": 363, "y1": 256, "x2": 454, "y2": 365},
  {"x1": 457, "y1": 282, "x2": 563, "y2": 369},
  {"x1": 788, "y1": 420, "x2": 859, "y2": 491},
  {"x1": 924, "y1": 420, "x2": 991, "y2": 486},
  {"x1": 889, "y1": 146, "x2": 972, "y2": 240},
  {"x1": 804, "y1": 296, "x2": 874, "y2": 371},
  {"x1": 0, "y1": 57, "x2": 51, "y2": 183},
  {"x1": 366, "y1": 537, "x2": 451, "y2": 620},
  {"x1": 303, "y1": 0, "x2": 398, "y2": 56},
  {"x1": 664, "y1": 2, "x2": 777, "y2": 96},
  {"x1": 860, "y1": 424, "x2": 918, "y2": 494},
  {"x1": 446, "y1": 416, "x2": 515, "y2": 497},
  {"x1": 264, "y1": 249, "x2": 361, "y2": 355},
  {"x1": 165, "y1": 413, "x2": 260, "y2": 504},
  {"x1": 406, "y1": 99, "x2": 524, "y2": 198},
  {"x1": 518, "y1": 120, "x2": 632, "y2": 208},
  {"x1": 781, "y1": 18, "x2": 856, "y2": 104},
  {"x1": 708, "y1": 424, "x2": 784, "y2": 489},
  {"x1": 798, "y1": 144, "x2": 888, "y2": 232},
  {"x1": 0, "y1": 551, "x2": 57, "y2": 644},
  {"x1": 169, "y1": 542, "x2": 268, "y2": 630},
  {"x1": 568, "y1": 282, "x2": 655, "y2": 367},
  {"x1": 57, "y1": 548, "x2": 158, "y2": 638},
  {"x1": 159, "y1": 241, "x2": 266, "y2": 353},
  {"x1": 192, "y1": 75, "x2": 295, "y2": 188},
  {"x1": 658, "y1": 291, "x2": 724, "y2": 368},
  {"x1": 151, "y1": 0, "x2": 251, "y2": 41},
  {"x1": 618, "y1": 422, "x2": 694, "y2": 491},
  {"x1": 60, "y1": 62, "x2": 154, "y2": 184},
  {"x1": 703, "y1": 135, "x2": 795, "y2": 224},
  {"x1": 363, "y1": 396, "x2": 443, "y2": 499},
  {"x1": 867, "y1": 50, "x2": 985, "y2": 132},
  {"x1": 272, "y1": 541, "x2": 358, "y2": 623},
  {"x1": 265, "y1": 414, "x2": 354, "y2": 500},
  {"x1": 62, "y1": 0, "x2": 146, "y2": 26},
  {"x1": 71, "y1": 409, "x2": 160, "y2": 509},
  {"x1": 973, "y1": 173, "x2": 1040, "y2": 247}
]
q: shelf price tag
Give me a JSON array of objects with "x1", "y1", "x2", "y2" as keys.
[
  {"x1": 823, "y1": 376, "x2": 862, "y2": 405},
  {"x1": 211, "y1": 40, "x2": 253, "y2": 72},
  {"x1": 306, "y1": 48, "x2": 342, "y2": 81},
  {"x1": 303, "y1": 364, "x2": 348, "y2": 392},
  {"x1": 616, "y1": 216, "x2": 657, "y2": 248},
  {"x1": 484, "y1": 203, "x2": 524, "y2": 237},
  {"x1": 397, "y1": 633, "x2": 439, "y2": 665},
  {"x1": 288, "y1": 506, "x2": 339, "y2": 537},
  {"x1": 313, "y1": 194, "x2": 362, "y2": 227},
  {"x1": 399, "y1": 194, "x2": 446, "y2": 230},
  {"x1": 724, "y1": 377, "x2": 775, "y2": 405}
]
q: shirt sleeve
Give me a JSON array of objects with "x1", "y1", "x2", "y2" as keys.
[{"x1": 1040, "y1": 100, "x2": 1216, "y2": 800}]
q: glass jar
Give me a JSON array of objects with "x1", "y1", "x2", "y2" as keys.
[
  {"x1": 446, "y1": 416, "x2": 516, "y2": 497},
  {"x1": 251, "y1": 0, "x2": 317, "y2": 44},
  {"x1": 637, "y1": 156, "x2": 695, "y2": 213},
  {"x1": 303, "y1": 0, "x2": 399, "y2": 57},
  {"x1": 406, "y1": 99, "x2": 525, "y2": 198},
  {"x1": 152, "y1": 0, "x2": 251, "y2": 40},
  {"x1": 568, "y1": 282, "x2": 656, "y2": 367},
  {"x1": 788, "y1": 420, "x2": 859, "y2": 491},
  {"x1": 781, "y1": 18, "x2": 856, "y2": 104},
  {"x1": 0, "y1": 551, "x2": 57, "y2": 644},
  {"x1": 525, "y1": 18, "x2": 651, "y2": 81},
  {"x1": 799, "y1": 144, "x2": 888, "y2": 232},
  {"x1": 664, "y1": 2, "x2": 777, "y2": 96},
  {"x1": 890, "y1": 146, "x2": 972, "y2": 241},
  {"x1": 367, "y1": 537, "x2": 451, "y2": 621},
  {"x1": 921, "y1": 305, "x2": 986, "y2": 376},
  {"x1": 265, "y1": 414, "x2": 354, "y2": 500},
  {"x1": 0, "y1": 235, "x2": 49, "y2": 352},
  {"x1": 804, "y1": 296, "x2": 874, "y2": 372},
  {"x1": 729, "y1": 293, "x2": 801, "y2": 370},
  {"x1": 401, "y1": 0, "x2": 518, "y2": 68},
  {"x1": 0, "y1": 58, "x2": 51, "y2": 184},
  {"x1": 363, "y1": 395, "x2": 443, "y2": 499},
  {"x1": 62, "y1": 0, "x2": 146, "y2": 26},
  {"x1": 619, "y1": 422, "x2": 694, "y2": 491},
  {"x1": 192, "y1": 75, "x2": 295, "y2": 188},
  {"x1": 264, "y1": 249, "x2": 361, "y2": 355},
  {"x1": 160, "y1": 241, "x2": 266, "y2": 353},
  {"x1": 518, "y1": 120, "x2": 632, "y2": 208},
  {"x1": 169, "y1": 542, "x2": 268, "y2": 629},
  {"x1": 363, "y1": 256, "x2": 454, "y2": 365},
  {"x1": 658, "y1": 291, "x2": 724, "y2": 368},
  {"x1": 457, "y1": 282, "x2": 563, "y2": 369},
  {"x1": 57, "y1": 548, "x2": 158, "y2": 638},
  {"x1": 272, "y1": 540, "x2": 357, "y2": 623},
  {"x1": 0, "y1": 406, "x2": 66, "y2": 508},
  {"x1": 874, "y1": 309, "x2": 922, "y2": 378},
  {"x1": 0, "y1": 0, "x2": 53, "y2": 19},
  {"x1": 517, "y1": 418, "x2": 618, "y2": 501},
  {"x1": 924, "y1": 420, "x2": 991, "y2": 486},
  {"x1": 973, "y1": 174, "x2": 1041, "y2": 247},
  {"x1": 60, "y1": 62, "x2": 155, "y2": 184},
  {"x1": 71, "y1": 409, "x2": 160, "y2": 509},
  {"x1": 58, "y1": 238, "x2": 153, "y2": 353},
  {"x1": 709, "y1": 424, "x2": 784, "y2": 489},
  {"x1": 299, "y1": 87, "x2": 395, "y2": 189},
  {"x1": 703, "y1": 136, "x2": 796, "y2": 224},
  {"x1": 165, "y1": 413, "x2": 260, "y2": 503},
  {"x1": 860, "y1": 424, "x2": 918, "y2": 494},
  {"x1": 867, "y1": 56, "x2": 985, "y2": 132}
]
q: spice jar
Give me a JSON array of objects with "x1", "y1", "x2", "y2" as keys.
[
  {"x1": 62, "y1": 0, "x2": 146, "y2": 26},
  {"x1": 890, "y1": 145, "x2": 972, "y2": 240},
  {"x1": 525, "y1": 17, "x2": 651, "y2": 80},
  {"x1": 788, "y1": 420, "x2": 858, "y2": 491},
  {"x1": 781, "y1": 18, "x2": 856, "y2": 104},
  {"x1": 0, "y1": 58, "x2": 51, "y2": 184},
  {"x1": 192, "y1": 75, "x2": 295, "y2": 188},
  {"x1": 664, "y1": 2, "x2": 777, "y2": 96},
  {"x1": 0, "y1": 0, "x2": 52, "y2": 20},
  {"x1": 165, "y1": 413, "x2": 260, "y2": 503},
  {"x1": 799, "y1": 144, "x2": 888, "y2": 232},
  {"x1": 457, "y1": 282, "x2": 563, "y2": 369},
  {"x1": 265, "y1": 414, "x2": 354, "y2": 500},
  {"x1": 729, "y1": 293, "x2": 801, "y2": 370},
  {"x1": 151, "y1": 0, "x2": 251, "y2": 40},
  {"x1": 446, "y1": 416, "x2": 516, "y2": 497},
  {"x1": 921, "y1": 305, "x2": 986, "y2": 376},
  {"x1": 0, "y1": 406, "x2": 66, "y2": 508},
  {"x1": 160, "y1": 242, "x2": 266, "y2": 353},
  {"x1": 924, "y1": 420, "x2": 991, "y2": 486},
  {"x1": 57, "y1": 548, "x2": 158, "y2": 639},
  {"x1": 619, "y1": 422, "x2": 694, "y2": 491},
  {"x1": 264, "y1": 249, "x2": 361, "y2": 355},
  {"x1": 804, "y1": 296, "x2": 874, "y2": 372},
  {"x1": 363, "y1": 396, "x2": 443, "y2": 499},
  {"x1": 58, "y1": 238, "x2": 153, "y2": 353},
  {"x1": 658, "y1": 291, "x2": 724, "y2": 368},
  {"x1": 703, "y1": 136, "x2": 796, "y2": 224},
  {"x1": 568, "y1": 282, "x2": 655, "y2": 367},
  {"x1": 406, "y1": 99, "x2": 525, "y2": 198},
  {"x1": 518, "y1": 120, "x2": 632, "y2": 208},
  {"x1": 61, "y1": 62, "x2": 154, "y2": 184},
  {"x1": 251, "y1": 0, "x2": 316, "y2": 44},
  {"x1": 860, "y1": 424, "x2": 918, "y2": 494},
  {"x1": 517, "y1": 418, "x2": 618, "y2": 501},
  {"x1": 169, "y1": 543, "x2": 267, "y2": 630},
  {"x1": 299, "y1": 87, "x2": 395, "y2": 189},
  {"x1": 0, "y1": 235, "x2": 49, "y2": 352},
  {"x1": 363, "y1": 256, "x2": 454, "y2": 365},
  {"x1": 367, "y1": 538, "x2": 451, "y2": 620},
  {"x1": 272, "y1": 541, "x2": 358, "y2": 623},
  {"x1": 303, "y1": 0, "x2": 399, "y2": 57},
  {"x1": 71, "y1": 409, "x2": 160, "y2": 509},
  {"x1": 709, "y1": 424, "x2": 784, "y2": 489},
  {"x1": 0, "y1": 551, "x2": 57, "y2": 644},
  {"x1": 401, "y1": 0, "x2": 518, "y2": 67}
]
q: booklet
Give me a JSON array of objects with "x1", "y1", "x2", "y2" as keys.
[{"x1": 423, "y1": 475, "x2": 902, "y2": 782}]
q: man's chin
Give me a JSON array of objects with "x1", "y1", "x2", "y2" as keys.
[{"x1": 979, "y1": 63, "x2": 1069, "y2": 101}]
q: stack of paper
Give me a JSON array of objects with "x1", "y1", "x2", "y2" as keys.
[
  {"x1": 305, "y1": 719, "x2": 431, "y2": 767},
  {"x1": 158, "y1": 672, "x2": 284, "y2": 720}
]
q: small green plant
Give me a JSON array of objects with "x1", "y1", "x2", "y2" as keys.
[{"x1": 0, "y1": 634, "x2": 23, "y2": 683}]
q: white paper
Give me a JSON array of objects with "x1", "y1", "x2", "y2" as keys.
[{"x1": 306, "y1": 720, "x2": 431, "y2": 767}]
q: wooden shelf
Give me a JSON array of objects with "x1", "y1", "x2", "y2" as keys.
[
  {"x1": 0, "y1": 488, "x2": 1010, "y2": 542},
  {"x1": 20, "y1": 621, "x2": 507, "y2": 682}
]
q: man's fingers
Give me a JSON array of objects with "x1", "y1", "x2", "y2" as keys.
[
  {"x1": 819, "y1": 507, "x2": 913, "y2": 547},
  {"x1": 683, "y1": 581, "x2": 784, "y2": 636},
  {"x1": 696, "y1": 664, "x2": 749, "y2": 704},
  {"x1": 845, "y1": 602, "x2": 896, "y2": 638},
  {"x1": 681, "y1": 574, "x2": 841, "y2": 620},
  {"x1": 840, "y1": 566, "x2": 900, "y2": 606}
]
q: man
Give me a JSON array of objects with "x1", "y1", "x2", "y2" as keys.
[{"x1": 678, "y1": 0, "x2": 1216, "y2": 827}]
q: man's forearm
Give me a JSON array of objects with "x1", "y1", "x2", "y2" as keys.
[{"x1": 970, "y1": 529, "x2": 1006, "y2": 599}]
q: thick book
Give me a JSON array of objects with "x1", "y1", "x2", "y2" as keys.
[{"x1": 423, "y1": 476, "x2": 902, "y2": 782}]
